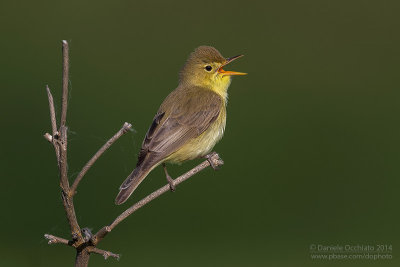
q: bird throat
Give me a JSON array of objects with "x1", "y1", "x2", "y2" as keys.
[{"x1": 210, "y1": 75, "x2": 231, "y2": 102}]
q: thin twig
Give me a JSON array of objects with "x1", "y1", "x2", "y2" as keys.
[
  {"x1": 93, "y1": 153, "x2": 224, "y2": 244},
  {"x1": 44, "y1": 234, "x2": 70, "y2": 245},
  {"x1": 70, "y1": 122, "x2": 133, "y2": 196},
  {"x1": 58, "y1": 40, "x2": 70, "y2": 192},
  {"x1": 60, "y1": 40, "x2": 69, "y2": 127},
  {"x1": 46, "y1": 85, "x2": 58, "y2": 136},
  {"x1": 88, "y1": 247, "x2": 120, "y2": 260},
  {"x1": 45, "y1": 85, "x2": 60, "y2": 160}
]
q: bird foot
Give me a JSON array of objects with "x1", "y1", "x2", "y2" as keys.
[
  {"x1": 163, "y1": 163, "x2": 176, "y2": 192},
  {"x1": 204, "y1": 152, "x2": 223, "y2": 170},
  {"x1": 166, "y1": 174, "x2": 176, "y2": 192}
]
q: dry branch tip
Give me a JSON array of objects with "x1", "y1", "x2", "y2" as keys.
[
  {"x1": 44, "y1": 234, "x2": 70, "y2": 245},
  {"x1": 88, "y1": 247, "x2": 120, "y2": 261},
  {"x1": 44, "y1": 133, "x2": 53, "y2": 142}
]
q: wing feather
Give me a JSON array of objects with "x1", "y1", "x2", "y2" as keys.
[{"x1": 139, "y1": 87, "x2": 222, "y2": 164}]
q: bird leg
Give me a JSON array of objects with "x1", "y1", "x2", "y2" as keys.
[
  {"x1": 203, "y1": 151, "x2": 220, "y2": 170},
  {"x1": 163, "y1": 163, "x2": 176, "y2": 191}
]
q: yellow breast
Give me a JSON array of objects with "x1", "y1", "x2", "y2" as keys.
[
  {"x1": 165, "y1": 105, "x2": 226, "y2": 164},
  {"x1": 165, "y1": 76, "x2": 230, "y2": 164}
]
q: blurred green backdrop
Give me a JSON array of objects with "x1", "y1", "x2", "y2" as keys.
[{"x1": 0, "y1": 0, "x2": 399, "y2": 266}]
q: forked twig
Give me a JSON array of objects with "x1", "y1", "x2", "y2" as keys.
[{"x1": 43, "y1": 40, "x2": 224, "y2": 266}]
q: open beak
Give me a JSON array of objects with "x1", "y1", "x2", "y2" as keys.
[{"x1": 218, "y1": 54, "x2": 247, "y2": 76}]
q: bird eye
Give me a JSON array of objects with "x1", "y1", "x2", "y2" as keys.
[{"x1": 205, "y1": 65, "x2": 212, "y2": 71}]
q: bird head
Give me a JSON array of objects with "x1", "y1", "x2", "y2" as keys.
[{"x1": 179, "y1": 46, "x2": 246, "y2": 92}]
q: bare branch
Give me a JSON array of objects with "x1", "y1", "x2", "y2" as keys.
[
  {"x1": 58, "y1": 40, "x2": 71, "y2": 193},
  {"x1": 44, "y1": 234, "x2": 70, "y2": 245},
  {"x1": 94, "y1": 153, "x2": 224, "y2": 244},
  {"x1": 44, "y1": 41, "x2": 225, "y2": 266},
  {"x1": 46, "y1": 85, "x2": 58, "y2": 135},
  {"x1": 58, "y1": 126, "x2": 69, "y2": 191},
  {"x1": 60, "y1": 188, "x2": 82, "y2": 242},
  {"x1": 70, "y1": 122, "x2": 133, "y2": 196},
  {"x1": 88, "y1": 247, "x2": 120, "y2": 260},
  {"x1": 60, "y1": 40, "x2": 69, "y2": 127},
  {"x1": 45, "y1": 85, "x2": 61, "y2": 160},
  {"x1": 54, "y1": 41, "x2": 82, "y2": 245}
]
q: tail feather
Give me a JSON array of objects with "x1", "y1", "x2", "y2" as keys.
[{"x1": 115, "y1": 166, "x2": 151, "y2": 205}]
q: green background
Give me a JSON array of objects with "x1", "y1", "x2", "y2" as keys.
[{"x1": 1, "y1": 0, "x2": 399, "y2": 266}]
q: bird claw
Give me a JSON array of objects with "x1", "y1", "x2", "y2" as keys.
[
  {"x1": 168, "y1": 180, "x2": 176, "y2": 192},
  {"x1": 204, "y1": 152, "x2": 221, "y2": 170},
  {"x1": 163, "y1": 163, "x2": 176, "y2": 192}
]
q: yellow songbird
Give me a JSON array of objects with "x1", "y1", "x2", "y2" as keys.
[{"x1": 115, "y1": 46, "x2": 246, "y2": 205}]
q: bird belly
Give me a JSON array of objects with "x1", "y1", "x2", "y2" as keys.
[{"x1": 165, "y1": 110, "x2": 226, "y2": 164}]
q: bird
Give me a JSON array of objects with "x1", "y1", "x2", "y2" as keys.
[{"x1": 115, "y1": 46, "x2": 246, "y2": 205}]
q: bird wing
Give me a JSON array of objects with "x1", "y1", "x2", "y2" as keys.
[
  {"x1": 137, "y1": 88, "x2": 223, "y2": 168},
  {"x1": 115, "y1": 88, "x2": 223, "y2": 205}
]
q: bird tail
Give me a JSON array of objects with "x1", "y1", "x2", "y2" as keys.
[{"x1": 115, "y1": 166, "x2": 152, "y2": 205}]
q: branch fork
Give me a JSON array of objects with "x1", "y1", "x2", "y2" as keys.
[{"x1": 43, "y1": 40, "x2": 224, "y2": 266}]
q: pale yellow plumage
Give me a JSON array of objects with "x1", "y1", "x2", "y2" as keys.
[
  {"x1": 165, "y1": 101, "x2": 227, "y2": 163},
  {"x1": 115, "y1": 46, "x2": 245, "y2": 205},
  {"x1": 165, "y1": 69, "x2": 231, "y2": 163}
]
